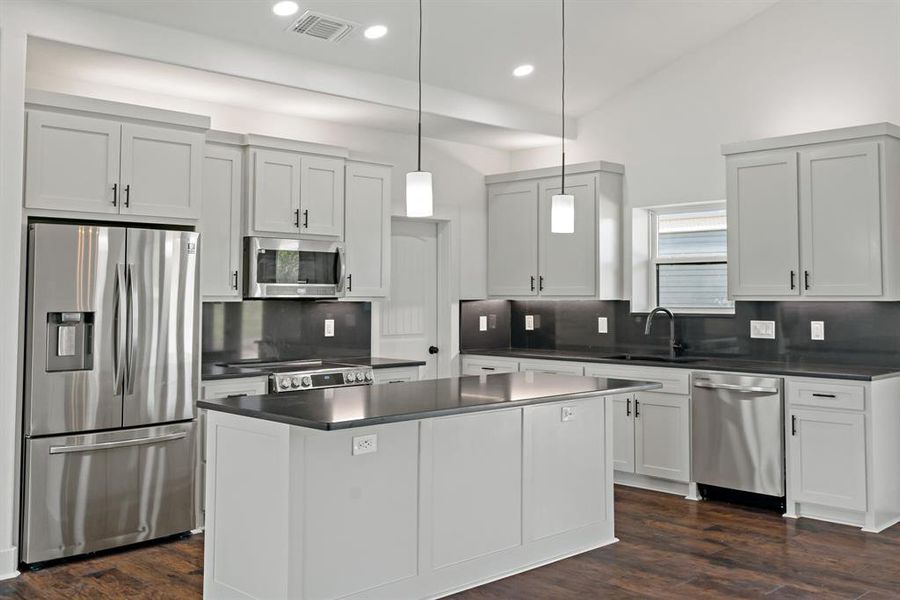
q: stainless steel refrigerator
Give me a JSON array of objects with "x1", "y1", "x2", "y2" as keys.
[{"x1": 21, "y1": 223, "x2": 199, "y2": 564}]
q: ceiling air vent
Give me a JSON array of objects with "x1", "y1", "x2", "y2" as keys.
[{"x1": 287, "y1": 11, "x2": 358, "y2": 43}]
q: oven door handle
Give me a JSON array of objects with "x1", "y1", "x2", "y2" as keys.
[
  {"x1": 693, "y1": 380, "x2": 779, "y2": 394},
  {"x1": 335, "y1": 244, "x2": 347, "y2": 293}
]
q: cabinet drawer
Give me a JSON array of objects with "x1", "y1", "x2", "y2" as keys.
[
  {"x1": 518, "y1": 360, "x2": 584, "y2": 376},
  {"x1": 461, "y1": 356, "x2": 519, "y2": 376},
  {"x1": 201, "y1": 376, "x2": 269, "y2": 400},
  {"x1": 373, "y1": 366, "x2": 421, "y2": 384},
  {"x1": 787, "y1": 379, "x2": 865, "y2": 411},
  {"x1": 583, "y1": 363, "x2": 690, "y2": 395}
]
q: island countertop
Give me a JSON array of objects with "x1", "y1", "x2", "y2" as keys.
[{"x1": 198, "y1": 372, "x2": 661, "y2": 430}]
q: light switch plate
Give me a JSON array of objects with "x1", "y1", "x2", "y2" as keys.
[
  {"x1": 750, "y1": 320, "x2": 775, "y2": 339},
  {"x1": 478, "y1": 316, "x2": 488, "y2": 331},
  {"x1": 811, "y1": 320, "x2": 825, "y2": 341},
  {"x1": 597, "y1": 317, "x2": 608, "y2": 334},
  {"x1": 352, "y1": 434, "x2": 377, "y2": 455},
  {"x1": 561, "y1": 406, "x2": 576, "y2": 422},
  {"x1": 324, "y1": 319, "x2": 335, "y2": 337},
  {"x1": 525, "y1": 315, "x2": 535, "y2": 331}
]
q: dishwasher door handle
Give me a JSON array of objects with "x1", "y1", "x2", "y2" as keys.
[{"x1": 693, "y1": 380, "x2": 779, "y2": 394}]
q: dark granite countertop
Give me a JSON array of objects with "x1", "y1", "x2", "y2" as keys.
[
  {"x1": 201, "y1": 356, "x2": 426, "y2": 381},
  {"x1": 198, "y1": 372, "x2": 661, "y2": 430},
  {"x1": 461, "y1": 348, "x2": 900, "y2": 381}
]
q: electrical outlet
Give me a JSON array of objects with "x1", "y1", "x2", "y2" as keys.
[
  {"x1": 525, "y1": 315, "x2": 535, "y2": 331},
  {"x1": 352, "y1": 434, "x2": 377, "y2": 456},
  {"x1": 479, "y1": 316, "x2": 487, "y2": 331},
  {"x1": 561, "y1": 406, "x2": 576, "y2": 422},
  {"x1": 597, "y1": 317, "x2": 608, "y2": 334},
  {"x1": 750, "y1": 320, "x2": 775, "y2": 339},
  {"x1": 811, "y1": 320, "x2": 825, "y2": 341},
  {"x1": 324, "y1": 319, "x2": 335, "y2": 337}
]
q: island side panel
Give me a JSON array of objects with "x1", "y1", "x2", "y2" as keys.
[{"x1": 203, "y1": 411, "x2": 291, "y2": 600}]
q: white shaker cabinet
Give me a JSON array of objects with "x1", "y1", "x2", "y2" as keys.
[
  {"x1": 726, "y1": 151, "x2": 800, "y2": 297},
  {"x1": 201, "y1": 143, "x2": 243, "y2": 300},
  {"x1": 249, "y1": 148, "x2": 302, "y2": 236},
  {"x1": 538, "y1": 174, "x2": 597, "y2": 296},
  {"x1": 25, "y1": 111, "x2": 121, "y2": 214},
  {"x1": 723, "y1": 124, "x2": 900, "y2": 301},
  {"x1": 344, "y1": 161, "x2": 391, "y2": 297},
  {"x1": 119, "y1": 123, "x2": 203, "y2": 220},
  {"x1": 610, "y1": 394, "x2": 636, "y2": 473},
  {"x1": 487, "y1": 181, "x2": 539, "y2": 296},
  {"x1": 300, "y1": 156, "x2": 344, "y2": 238},
  {"x1": 633, "y1": 391, "x2": 691, "y2": 482}
]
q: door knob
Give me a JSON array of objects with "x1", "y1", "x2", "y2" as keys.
[{"x1": 428, "y1": 346, "x2": 439, "y2": 354}]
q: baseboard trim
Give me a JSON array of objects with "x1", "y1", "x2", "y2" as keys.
[
  {"x1": 0, "y1": 545, "x2": 19, "y2": 581},
  {"x1": 615, "y1": 471, "x2": 690, "y2": 497}
]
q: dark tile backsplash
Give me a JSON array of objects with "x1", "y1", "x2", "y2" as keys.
[
  {"x1": 203, "y1": 300, "x2": 371, "y2": 364},
  {"x1": 460, "y1": 299, "x2": 900, "y2": 367}
]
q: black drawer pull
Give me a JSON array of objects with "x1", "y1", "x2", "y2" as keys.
[
  {"x1": 791, "y1": 415, "x2": 797, "y2": 436},
  {"x1": 481, "y1": 367, "x2": 496, "y2": 371},
  {"x1": 812, "y1": 393, "x2": 836, "y2": 398}
]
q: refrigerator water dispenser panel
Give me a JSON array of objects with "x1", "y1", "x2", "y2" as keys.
[{"x1": 46, "y1": 312, "x2": 93, "y2": 372}]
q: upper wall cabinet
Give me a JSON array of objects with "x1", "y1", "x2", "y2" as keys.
[
  {"x1": 25, "y1": 97, "x2": 207, "y2": 221},
  {"x1": 201, "y1": 141, "x2": 243, "y2": 301},
  {"x1": 485, "y1": 162, "x2": 623, "y2": 299},
  {"x1": 724, "y1": 124, "x2": 900, "y2": 300},
  {"x1": 344, "y1": 161, "x2": 391, "y2": 297},
  {"x1": 246, "y1": 143, "x2": 345, "y2": 239}
]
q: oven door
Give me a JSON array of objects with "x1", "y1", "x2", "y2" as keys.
[{"x1": 244, "y1": 237, "x2": 346, "y2": 298}]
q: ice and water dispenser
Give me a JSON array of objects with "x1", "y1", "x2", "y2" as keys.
[{"x1": 45, "y1": 312, "x2": 94, "y2": 372}]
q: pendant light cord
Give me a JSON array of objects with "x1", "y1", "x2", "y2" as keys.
[
  {"x1": 417, "y1": 0, "x2": 423, "y2": 172},
  {"x1": 560, "y1": 0, "x2": 566, "y2": 194}
]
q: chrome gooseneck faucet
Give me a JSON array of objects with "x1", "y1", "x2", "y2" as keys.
[{"x1": 644, "y1": 307, "x2": 681, "y2": 359}]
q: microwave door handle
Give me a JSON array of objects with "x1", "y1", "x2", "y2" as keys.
[
  {"x1": 335, "y1": 245, "x2": 347, "y2": 293},
  {"x1": 114, "y1": 264, "x2": 127, "y2": 394}
]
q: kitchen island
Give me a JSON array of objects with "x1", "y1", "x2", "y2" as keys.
[{"x1": 199, "y1": 373, "x2": 660, "y2": 600}]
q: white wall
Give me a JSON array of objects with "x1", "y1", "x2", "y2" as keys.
[
  {"x1": 27, "y1": 72, "x2": 509, "y2": 300},
  {"x1": 511, "y1": 0, "x2": 900, "y2": 209}
]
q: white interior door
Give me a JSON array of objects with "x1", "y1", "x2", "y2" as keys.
[{"x1": 378, "y1": 220, "x2": 438, "y2": 380}]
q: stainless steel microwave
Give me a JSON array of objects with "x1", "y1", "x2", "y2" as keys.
[{"x1": 244, "y1": 237, "x2": 346, "y2": 298}]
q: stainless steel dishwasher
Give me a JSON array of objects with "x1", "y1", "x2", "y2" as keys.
[{"x1": 691, "y1": 372, "x2": 784, "y2": 497}]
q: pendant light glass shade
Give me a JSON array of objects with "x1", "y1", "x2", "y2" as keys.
[
  {"x1": 550, "y1": 193, "x2": 575, "y2": 233},
  {"x1": 406, "y1": 171, "x2": 433, "y2": 217}
]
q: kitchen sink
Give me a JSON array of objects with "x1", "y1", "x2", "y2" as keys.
[{"x1": 603, "y1": 353, "x2": 704, "y2": 364}]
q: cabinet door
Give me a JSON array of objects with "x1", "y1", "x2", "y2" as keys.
[
  {"x1": 789, "y1": 408, "x2": 866, "y2": 511},
  {"x1": 487, "y1": 181, "x2": 539, "y2": 296},
  {"x1": 800, "y1": 142, "x2": 882, "y2": 296},
  {"x1": 300, "y1": 156, "x2": 345, "y2": 238},
  {"x1": 634, "y1": 392, "x2": 690, "y2": 482},
  {"x1": 611, "y1": 395, "x2": 635, "y2": 473},
  {"x1": 120, "y1": 124, "x2": 203, "y2": 219},
  {"x1": 201, "y1": 145, "x2": 243, "y2": 300},
  {"x1": 345, "y1": 162, "x2": 391, "y2": 297},
  {"x1": 25, "y1": 111, "x2": 121, "y2": 214},
  {"x1": 726, "y1": 151, "x2": 800, "y2": 297},
  {"x1": 251, "y1": 149, "x2": 302, "y2": 235},
  {"x1": 538, "y1": 174, "x2": 597, "y2": 296}
]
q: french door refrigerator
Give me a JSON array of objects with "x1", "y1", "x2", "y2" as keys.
[{"x1": 21, "y1": 223, "x2": 199, "y2": 564}]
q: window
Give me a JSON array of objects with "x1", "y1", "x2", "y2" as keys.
[{"x1": 651, "y1": 208, "x2": 733, "y2": 313}]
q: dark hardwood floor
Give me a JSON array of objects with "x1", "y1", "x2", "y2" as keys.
[{"x1": 2, "y1": 486, "x2": 898, "y2": 599}]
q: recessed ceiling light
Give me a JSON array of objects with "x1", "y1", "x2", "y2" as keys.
[
  {"x1": 513, "y1": 64, "x2": 534, "y2": 77},
  {"x1": 272, "y1": 1, "x2": 299, "y2": 17},
  {"x1": 364, "y1": 25, "x2": 388, "y2": 40}
]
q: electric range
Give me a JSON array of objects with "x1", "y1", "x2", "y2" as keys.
[{"x1": 219, "y1": 359, "x2": 374, "y2": 393}]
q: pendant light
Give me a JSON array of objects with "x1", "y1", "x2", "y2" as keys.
[
  {"x1": 406, "y1": 0, "x2": 433, "y2": 217},
  {"x1": 550, "y1": 0, "x2": 575, "y2": 234}
]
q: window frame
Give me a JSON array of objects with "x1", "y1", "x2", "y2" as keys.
[{"x1": 647, "y1": 203, "x2": 734, "y2": 315}]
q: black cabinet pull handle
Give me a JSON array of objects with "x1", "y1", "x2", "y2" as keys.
[
  {"x1": 112, "y1": 183, "x2": 118, "y2": 206},
  {"x1": 124, "y1": 184, "x2": 131, "y2": 207},
  {"x1": 294, "y1": 209, "x2": 300, "y2": 227},
  {"x1": 347, "y1": 273, "x2": 352, "y2": 292},
  {"x1": 812, "y1": 393, "x2": 836, "y2": 398},
  {"x1": 791, "y1": 415, "x2": 797, "y2": 436},
  {"x1": 232, "y1": 270, "x2": 239, "y2": 290},
  {"x1": 481, "y1": 367, "x2": 495, "y2": 371},
  {"x1": 634, "y1": 399, "x2": 640, "y2": 418},
  {"x1": 790, "y1": 270, "x2": 795, "y2": 290},
  {"x1": 530, "y1": 276, "x2": 535, "y2": 292},
  {"x1": 804, "y1": 270, "x2": 810, "y2": 290},
  {"x1": 539, "y1": 275, "x2": 544, "y2": 291},
  {"x1": 303, "y1": 209, "x2": 309, "y2": 228},
  {"x1": 626, "y1": 398, "x2": 631, "y2": 417}
]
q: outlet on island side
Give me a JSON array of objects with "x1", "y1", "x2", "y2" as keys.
[{"x1": 352, "y1": 434, "x2": 377, "y2": 456}]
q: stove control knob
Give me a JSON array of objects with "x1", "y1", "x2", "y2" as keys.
[
  {"x1": 291, "y1": 376, "x2": 301, "y2": 388},
  {"x1": 279, "y1": 377, "x2": 290, "y2": 390},
  {"x1": 346, "y1": 372, "x2": 356, "y2": 382},
  {"x1": 365, "y1": 371, "x2": 373, "y2": 381},
  {"x1": 301, "y1": 376, "x2": 312, "y2": 387}
]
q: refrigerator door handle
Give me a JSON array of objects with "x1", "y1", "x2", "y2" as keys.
[
  {"x1": 49, "y1": 431, "x2": 187, "y2": 454},
  {"x1": 126, "y1": 263, "x2": 138, "y2": 395},
  {"x1": 114, "y1": 264, "x2": 127, "y2": 394}
]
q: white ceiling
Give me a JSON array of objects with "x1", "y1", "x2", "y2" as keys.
[{"x1": 63, "y1": 0, "x2": 777, "y2": 117}]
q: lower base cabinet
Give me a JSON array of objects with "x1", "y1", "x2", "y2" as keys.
[
  {"x1": 373, "y1": 366, "x2": 421, "y2": 384},
  {"x1": 634, "y1": 392, "x2": 691, "y2": 482}
]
